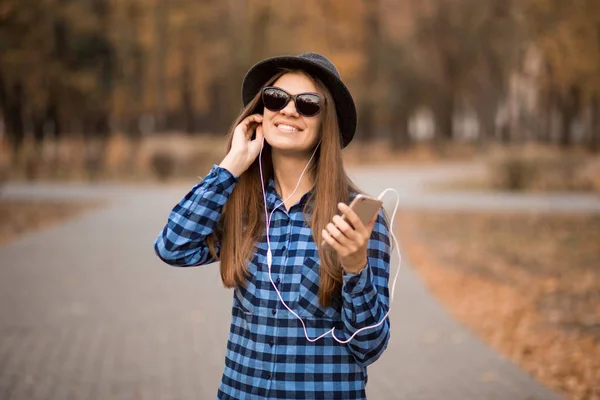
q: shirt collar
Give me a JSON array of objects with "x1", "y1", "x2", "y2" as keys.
[{"x1": 265, "y1": 177, "x2": 315, "y2": 211}]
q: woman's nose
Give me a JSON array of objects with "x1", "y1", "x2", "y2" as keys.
[{"x1": 280, "y1": 98, "x2": 299, "y2": 117}]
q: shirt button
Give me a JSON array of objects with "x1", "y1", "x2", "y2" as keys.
[
  {"x1": 275, "y1": 278, "x2": 281, "y2": 285},
  {"x1": 269, "y1": 340, "x2": 274, "y2": 347},
  {"x1": 266, "y1": 372, "x2": 271, "y2": 379},
  {"x1": 281, "y1": 246, "x2": 287, "y2": 252},
  {"x1": 271, "y1": 309, "x2": 277, "y2": 315}
]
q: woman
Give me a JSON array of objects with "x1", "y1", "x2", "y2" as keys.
[{"x1": 154, "y1": 52, "x2": 391, "y2": 400}]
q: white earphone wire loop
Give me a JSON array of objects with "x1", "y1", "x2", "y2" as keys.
[{"x1": 258, "y1": 139, "x2": 400, "y2": 344}]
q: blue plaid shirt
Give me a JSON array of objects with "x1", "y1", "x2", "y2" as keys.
[{"x1": 154, "y1": 165, "x2": 391, "y2": 400}]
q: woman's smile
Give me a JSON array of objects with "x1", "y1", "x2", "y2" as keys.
[{"x1": 276, "y1": 123, "x2": 300, "y2": 133}]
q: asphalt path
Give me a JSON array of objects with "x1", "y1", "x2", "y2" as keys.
[{"x1": 0, "y1": 163, "x2": 582, "y2": 399}]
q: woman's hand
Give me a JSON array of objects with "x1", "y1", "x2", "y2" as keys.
[
  {"x1": 321, "y1": 202, "x2": 377, "y2": 274},
  {"x1": 219, "y1": 114, "x2": 264, "y2": 177}
]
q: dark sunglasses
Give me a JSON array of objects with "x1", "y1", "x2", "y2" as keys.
[{"x1": 261, "y1": 86, "x2": 321, "y2": 117}]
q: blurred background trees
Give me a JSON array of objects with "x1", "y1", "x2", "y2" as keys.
[{"x1": 1, "y1": 0, "x2": 599, "y2": 174}]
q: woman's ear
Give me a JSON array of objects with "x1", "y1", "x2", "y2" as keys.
[{"x1": 253, "y1": 104, "x2": 265, "y2": 116}]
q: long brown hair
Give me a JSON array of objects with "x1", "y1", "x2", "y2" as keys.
[{"x1": 207, "y1": 69, "x2": 361, "y2": 307}]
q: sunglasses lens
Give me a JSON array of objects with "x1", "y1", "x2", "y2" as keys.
[
  {"x1": 262, "y1": 88, "x2": 288, "y2": 111},
  {"x1": 296, "y1": 94, "x2": 321, "y2": 116}
]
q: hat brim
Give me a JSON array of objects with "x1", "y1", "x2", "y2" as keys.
[{"x1": 242, "y1": 56, "x2": 357, "y2": 148}]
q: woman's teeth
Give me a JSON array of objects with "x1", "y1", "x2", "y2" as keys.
[{"x1": 277, "y1": 124, "x2": 298, "y2": 132}]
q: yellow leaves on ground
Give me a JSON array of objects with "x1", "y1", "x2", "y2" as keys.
[
  {"x1": 398, "y1": 211, "x2": 600, "y2": 400},
  {"x1": 0, "y1": 200, "x2": 104, "y2": 245}
]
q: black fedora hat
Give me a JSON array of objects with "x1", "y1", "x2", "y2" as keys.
[{"x1": 241, "y1": 52, "x2": 357, "y2": 148}]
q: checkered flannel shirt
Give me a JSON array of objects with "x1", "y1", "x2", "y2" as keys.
[{"x1": 154, "y1": 164, "x2": 391, "y2": 400}]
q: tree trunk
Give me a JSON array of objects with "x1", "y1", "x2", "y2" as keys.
[
  {"x1": 154, "y1": 0, "x2": 168, "y2": 131},
  {"x1": 83, "y1": 111, "x2": 110, "y2": 181},
  {"x1": 477, "y1": 113, "x2": 495, "y2": 149},
  {"x1": 47, "y1": 95, "x2": 60, "y2": 138},
  {"x1": 539, "y1": 90, "x2": 554, "y2": 143},
  {"x1": 7, "y1": 82, "x2": 25, "y2": 163},
  {"x1": 559, "y1": 85, "x2": 581, "y2": 148},
  {"x1": 32, "y1": 113, "x2": 45, "y2": 146},
  {"x1": 499, "y1": 124, "x2": 510, "y2": 143},
  {"x1": 0, "y1": 67, "x2": 26, "y2": 162},
  {"x1": 359, "y1": 0, "x2": 381, "y2": 142},
  {"x1": 250, "y1": 3, "x2": 271, "y2": 60},
  {"x1": 25, "y1": 113, "x2": 46, "y2": 180},
  {"x1": 434, "y1": 94, "x2": 455, "y2": 148},
  {"x1": 131, "y1": 46, "x2": 144, "y2": 135},
  {"x1": 46, "y1": 96, "x2": 61, "y2": 177},
  {"x1": 390, "y1": 108, "x2": 410, "y2": 150},
  {"x1": 560, "y1": 108, "x2": 573, "y2": 148},
  {"x1": 31, "y1": 113, "x2": 45, "y2": 176},
  {"x1": 180, "y1": 56, "x2": 195, "y2": 134},
  {"x1": 207, "y1": 80, "x2": 228, "y2": 133},
  {"x1": 591, "y1": 94, "x2": 600, "y2": 153},
  {"x1": 359, "y1": 101, "x2": 376, "y2": 143},
  {"x1": 475, "y1": 98, "x2": 497, "y2": 149}
]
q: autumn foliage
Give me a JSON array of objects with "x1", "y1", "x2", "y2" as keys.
[{"x1": 0, "y1": 0, "x2": 599, "y2": 172}]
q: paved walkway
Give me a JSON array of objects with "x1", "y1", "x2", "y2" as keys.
[{"x1": 0, "y1": 163, "x2": 583, "y2": 399}]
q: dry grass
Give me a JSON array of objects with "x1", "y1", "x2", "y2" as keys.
[
  {"x1": 398, "y1": 211, "x2": 600, "y2": 400},
  {"x1": 432, "y1": 144, "x2": 600, "y2": 193},
  {"x1": 342, "y1": 140, "x2": 480, "y2": 165},
  {"x1": 3, "y1": 135, "x2": 596, "y2": 194},
  {"x1": 0, "y1": 199, "x2": 105, "y2": 245},
  {"x1": 0, "y1": 135, "x2": 482, "y2": 184},
  {"x1": 0, "y1": 133, "x2": 228, "y2": 183}
]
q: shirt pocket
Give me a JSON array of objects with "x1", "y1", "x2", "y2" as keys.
[
  {"x1": 297, "y1": 257, "x2": 342, "y2": 320},
  {"x1": 233, "y1": 286, "x2": 255, "y2": 314},
  {"x1": 232, "y1": 264, "x2": 260, "y2": 317}
]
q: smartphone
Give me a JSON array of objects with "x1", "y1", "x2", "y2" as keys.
[
  {"x1": 321, "y1": 194, "x2": 382, "y2": 249},
  {"x1": 343, "y1": 194, "x2": 383, "y2": 226}
]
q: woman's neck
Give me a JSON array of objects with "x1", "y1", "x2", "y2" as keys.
[{"x1": 271, "y1": 150, "x2": 314, "y2": 208}]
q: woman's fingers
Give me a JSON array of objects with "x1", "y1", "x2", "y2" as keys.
[
  {"x1": 244, "y1": 114, "x2": 263, "y2": 136},
  {"x1": 326, "y1": 222, "x2": 351, "y2": 245},
  {"x1": 254, "y1": 122, "x2": 263, "y2": 142},
  {"x1": 337, "y1": 203, "x2": 368, "y2": 236},
  {"x1": 247, "y1": 123, "x2": 264, "y2": 156},
  {"x1": 233, "y1": 114, "x2": 263, "y2": 151},
  {"x1": 235, "y1": 114, "x2": 262, "y2": 139},
  {"x1": 321, "y1": 229, "x2": 343, "y2": 253},
  {"x1": 332, "y1": 214, "x2": 358, "y2": 240},
  {"x1": 320, "y1": 202, "x2": 378, "y2": 258},
  {"x1": 243, "y1": 113, "x2": 263, "y2": 126}
]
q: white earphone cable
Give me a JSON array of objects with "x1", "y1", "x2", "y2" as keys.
[{"x1": 258, "y1": 140, "x2": 401, "y2": 343}]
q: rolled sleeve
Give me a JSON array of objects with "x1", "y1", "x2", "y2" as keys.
[
  {"x1": 154, "y1": 164, "x2": 238, "y2": 267},
  {"x1": 340, "y1": 210, "x2": 391, "y2": 367}
]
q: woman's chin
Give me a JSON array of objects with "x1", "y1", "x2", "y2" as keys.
[
  {"x1": 268, "y1": 136, "x2": 303, "y2": 151},
  {"x1": 270, "y1": 143, "x2": 313, "y2": 155},
  {"x1": 265, "y1": 130, "x2": 317, "y2": 154}
]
